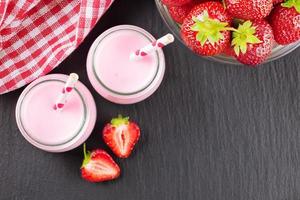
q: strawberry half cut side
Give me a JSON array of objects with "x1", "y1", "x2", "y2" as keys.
[
  {"x1": 81, "y1": 144, "x2": 120, "y2": 182},
  {"x1": 103, "y1": 115, "x2": 140, "y2": 158}
]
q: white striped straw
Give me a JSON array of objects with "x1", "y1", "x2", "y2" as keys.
[
  {"x1": 130, "y1": 33, "x2": 175, "y2": 61},
  {"x1": 54, "y1": 73, "x2": 79, "y2": 111}
]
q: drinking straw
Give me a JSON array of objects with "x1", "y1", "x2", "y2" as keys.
[
  {"x1": 54, "y1": 73, "x2": 79, "y2": 111},
  {"x1": 130, "y1": 33, "x2": 175, "y2": 61}
]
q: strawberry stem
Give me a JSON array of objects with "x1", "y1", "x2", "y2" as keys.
[
  {"x1": 81, "y1": 143, "x2": 91, "y2": 168},
  {"x1": 231, "y1": 20, "x2": 262, "y2": 56},
  {"x1": 83, "y1": 143, "x2": 87, "y2": 159},
  {"x1": 225, "y1": 27, "x2": 239, "y2": 32}
]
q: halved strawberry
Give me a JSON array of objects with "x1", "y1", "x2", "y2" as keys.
[
  {"x1": 103, "y1": 115, "x2": 140, "y2": 158},
  {"x1": 81, "y1": 144, "x2": 120, "y2": 182}
]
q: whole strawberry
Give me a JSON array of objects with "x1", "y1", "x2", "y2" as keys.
[
  {"x1": 270, "y1": 0, "x2": 300, "y2": 45},
  {"x1": 232, "y1": 20, "x2": 274, "y2": 65},
  {"x1": 168, "y1": 0, "x2": 208, "y2": 24},
  {"x1": 224, "y1": 0, "x2": 273, "y2": 20},
  {"x1": 168, "y1": 3, "x2": 195, "y2": 24},
  {"x1": 81, "y1": 144, "x2": 120, "y2": 182},
  {"x1": 103, "y1": 115, "x2": 140, "y2": 158},
  {"x1": 161, "y1": 0, "x2": 192, "y2": 6},
  {"x1": 181, "y1": 1, "x2": 232, "y2": 56}
]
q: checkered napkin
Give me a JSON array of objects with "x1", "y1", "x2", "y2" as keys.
[{"x1": 0, "y1": 0, "x2": 113, "y2": 94}]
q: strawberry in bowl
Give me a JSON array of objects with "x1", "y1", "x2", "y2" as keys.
[
  {"x1": 155, "y1": 0, "x2": 300, "y2": 66},
  {"x1": 270, "y1": 0, "x2": 300, "y2": 45},
  {"x1": 231, "y1": 20, "x2": 274, "y2": 65},
  {"x1": 168, "y1": 2, "x2": 196, "y2": 24},
  {"x1": 181, "y1": 1, "x2": 232, "y2": 56},
  {"x1": 224, "y1": 0, "x2": 273, "y2": 20},
  {"x1": 161, "y1": 0, "x2": 193, "y2": 6}
]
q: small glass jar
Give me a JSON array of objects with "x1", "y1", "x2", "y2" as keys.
[
  {"x1": 15, "y1": 74, "x2": 97, "y2": 152},
  {"x1": 87, "y1": 25, "x2": 165, "y2": 104}
]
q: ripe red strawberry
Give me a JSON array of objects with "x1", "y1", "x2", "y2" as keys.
[
  {"x1": 168, "y1": 1, "x2": 207, "y2": 24},
  {"x1": 81, "y1": 144, "x2": 120, "y2": 182},
  {"x1": 232, "y1": 20, "x2": 274, "y2": 65},
  {"x1": 181, "y1": 1, "x2": 232, "y2": 56},
  {"x1": 224, "y1": 0, "x2": 273, "y2": 20},
  {"x1": 270, "y1": 0, "x2": 300, "y2": 45},
  {"x1": 222, "y1": 45, "x2": 236, "y2": 56},
  {"x1": 168, "y1": 3, "x2": 195, "y2": 24},
  {"x1": 161, "y1": 0, "x2": 192, "y2": 6},
  {"x1": 103, "y1": 115, "x2": 140, "y2": 158}
]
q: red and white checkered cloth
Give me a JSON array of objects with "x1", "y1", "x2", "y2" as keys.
[{"x1": 0, "y1": 0, "x2": 113, "y2": 94}]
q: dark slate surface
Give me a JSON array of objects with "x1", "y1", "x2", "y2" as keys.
[{"x1": 1, "y1": 0, "x2": 300, "y2": 199}]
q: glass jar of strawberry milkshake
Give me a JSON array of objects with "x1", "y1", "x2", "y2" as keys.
[
  {"x1": 86, "y1": 25, "x2": 166, "y2": 104},
  {"x1": 15, "y1": 74, "x2": 97, "y2": 152}
]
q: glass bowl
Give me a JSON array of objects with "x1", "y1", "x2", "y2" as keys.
[{"x1": 155, "y1": 0, "x2": 300, "y2": 65}]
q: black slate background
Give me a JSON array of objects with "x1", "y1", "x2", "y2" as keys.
[{"x1": 1, "y1": 0, "x2": 300, "y2": 199}]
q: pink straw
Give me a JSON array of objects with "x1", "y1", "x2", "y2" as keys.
[
  {"x1": 130, "y1": 33, "x2": 175, "y2": 61},
  {"x1": 54, "y1": 73, "x2": 79, "y2": 111}
]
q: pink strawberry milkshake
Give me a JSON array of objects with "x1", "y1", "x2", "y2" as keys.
[
  {"x1": 15, "y1": 74, "x2": 97, "y2": 152},
  {"x1": 87, "y1": 25, "x2": 165, "y2": 104}
]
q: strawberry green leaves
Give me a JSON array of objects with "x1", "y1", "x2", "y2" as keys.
[
  {"x1": 190, "y1": 11, "x2": 262, "y2": 56},
  {"x1": 282, "y1": 0, "x2": 300, "y2": 13},
  {"x1": 231, "y1": 21, "x2": 262, "y2": 56},
  {"x1": 111, "y1": 115, "x2": 129, "y2": 127},
  {"x1": 190, "y1": 11, "x2": 229, "y2": 46}
]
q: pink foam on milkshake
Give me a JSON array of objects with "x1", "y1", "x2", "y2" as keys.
[
  {"x1": 16, "y1": 74, "x2": 97, "y2": 152},
  {"x1": 87, "y1": 25, "x2": 165, "y2": 104},
  {"x1": 20, "y1": 81, "x2": 85, "y2": 146},
  {"x1": 94, "y1": 29, "x2": 158, "y2": 94}
]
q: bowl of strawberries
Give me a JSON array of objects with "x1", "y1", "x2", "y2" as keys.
[{"x1": 155, "y1": 0, "x2": 300, "y2": 65}]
